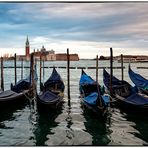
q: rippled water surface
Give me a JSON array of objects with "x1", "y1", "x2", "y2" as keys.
[{"x1": 0, "y1": 60, "x2": 148, "y2": 146}]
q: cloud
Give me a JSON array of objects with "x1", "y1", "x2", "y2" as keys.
[{"x1": 0, "y1": 3, "x2": 148, "y2": 58}]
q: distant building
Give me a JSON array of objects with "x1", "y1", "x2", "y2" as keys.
[
  {"x1": 56, "y1": 53, "x2": 79, "y2": 61},
  {"x1": 99, "y1": 55, "x2": 148, "y2": 62},
  {"x1": 8, "y1": 36, "x2": 79, "y2": 61},
  {"x1": 33, "y1": 46, "x2": 56, "y2": 61}
]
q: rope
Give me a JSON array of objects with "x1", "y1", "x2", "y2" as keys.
[
  {"x1": 23, "y1": 90, "x2": 35, "y2": 101},
  {"x1": 23, "y1": 91, "x2": 31, "y2": 100}
]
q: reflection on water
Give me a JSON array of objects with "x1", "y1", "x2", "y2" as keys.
[
  {"x1": 123, "y1": 112, "x2": 148, "y2": 145},
  {"x1": 0, "y1": 60, "x2": 148, "y2": 146},
  {"x1": 0, "y1": 102, "x2": 30, "y2": 146},
  {"x1": 82, "y1": 108, "x2": 111, "y2": 145},
  {"x1": 65, "y1": 106, "x2": 74, "y2": 141},
  {"x1": 33, "y1": 109, "x2": 62, "y2": 146},
  {"x1": 108, "y1": 108, "x2": 147, "y2": 145},
  {"x1": 0, "y1": 103, "x2": 26, "y2": 129}
]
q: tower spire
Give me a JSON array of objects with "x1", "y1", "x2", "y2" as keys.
[
  {"x1": 25, "y1": 36, "x2": 30, "y2": 59},
  {"x1": 26, "y1": 35, "x2": 29, "y2": 46}
]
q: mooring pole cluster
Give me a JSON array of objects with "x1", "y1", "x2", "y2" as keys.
[{"x1": 0, "y1": 47, "x2": 127, "y2": 103}]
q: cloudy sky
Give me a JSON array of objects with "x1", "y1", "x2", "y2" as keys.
[{"x1": 0, "y1": 2, "x2": 148, "y2": 58}]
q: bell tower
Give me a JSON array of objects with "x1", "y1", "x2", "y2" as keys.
[{"x1": 25, "y1": 36, "x2": 30, "y2": 58}]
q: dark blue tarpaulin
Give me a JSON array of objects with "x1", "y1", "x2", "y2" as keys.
[
  {"x1": 80, "y1": 69, "x2": 109, "y2": 107},
  {"x1": 44, "y1": 67, "x2": 65, "y2": 92},
  {"x1": 129, "y1": 66, "x2": 148, "y2": 90},
  {"x1": 79, "y1": 70, "x2": 95, "y2": 85},
  {"x1": 124, "y1": 93, "x2": 148, "y2": 105},
  {"x1": 84, "y1": 92, "x2": 98, "y2": 105},
  {"x1": 103, "y1": 68, "x2": 129, "y2": 89},
  {"x1": 11, "y1": 64, "x2": 38, "y2": 93}
]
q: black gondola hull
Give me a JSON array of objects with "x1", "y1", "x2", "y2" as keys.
[
  {"x1": 114, "y1": 94, "x2": 148, "y2": 113},
  {"x1": 0, "y1": 90, "x2": 29, "y2": 108},
  {"x1": 37, "y1": 91, "x2": 64, "y2": 112},
  {"x1": 103, "y1": 68, "x2": 148, "y2": 113},
  {"x1": 37, "y1": 68, "x2": 65, "y2": 112}
]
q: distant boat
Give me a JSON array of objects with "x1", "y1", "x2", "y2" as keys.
[
  {"x1": 128, "y1": 65, "x2": 148, "y2": 95},
  {"x1": 103, "y1": 68, "x2": 148, "y2": 112},
  {"x1": 37, "y1": 67, "x2": 65, "y2": 111},
  {"x1": 79, "y1": 69, "x2": 109, "y2": 116}
]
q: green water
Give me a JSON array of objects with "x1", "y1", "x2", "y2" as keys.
[{"x1": 0, "y1": 60, "x2": 148, "y2": 146}]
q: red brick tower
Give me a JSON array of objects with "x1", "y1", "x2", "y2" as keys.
[{"x1": 25, "y1": 36, "x2": 30, "y2": 58}]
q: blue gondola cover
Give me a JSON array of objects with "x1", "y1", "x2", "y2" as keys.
[
  {"x1": 129, "y1": 66, "x2": 148, "y2": 90},
  {"x1": 84, "y1": 92, "x2": 98, "y2": 105},
  {"x1": 11, "y1": 64, "x2": 38, "y2": 93},
  {"x1": 103, "y1": 68, "x2": 127, "y2": 88},
  {"x1": 103, "y1": 67, "x2": 148, "y2": 108},
  {"x1": 123, "y1": 93, "x2": 148, "y2": 105},
  {"x1": 80, "y1": 69, "x2": 109, "y2": 110},
  {"x1": 44, "y1": 67, "x2": 65, "y2": 92},
  {"x1": 80, "y1": 71, "x2": 95, "y2": 85}
]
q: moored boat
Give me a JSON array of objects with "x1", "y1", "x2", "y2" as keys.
[
  {"x1": 79, "y1": 69, "x2": 109, "y2": 116},
  {"x1": 0, "y1": 65, "x2": 38, "y2": 106},
  {"x1": 37, "y1": 67, "x2": 65, "y2": 111},
  {"x1": 103, "y1": 68, "x2": 148, "y2": 112},
  {"x1": 128, "y1": 65, "x2": 148, "y2": 95}
]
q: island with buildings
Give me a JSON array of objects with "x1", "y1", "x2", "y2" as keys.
[
  {"x1": 99, "y1": 55, "x2": 148, "y2": 62},
  {"x1": 3, "y1": 36, "x2": 79, "y2": 61},
  {"x1": 2, "y1": 36, "x2": 148, "y2": 62}
]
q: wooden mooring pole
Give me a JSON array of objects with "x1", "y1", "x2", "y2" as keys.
[
  {"x1": 121, "y1": 54, "x2": 124, "y2": 81},
  {"x1": 14, "y1": 53, "x2": 17, "y2": 85},
  {"x1": 1, "y1": 57, "x2": 4, "y2": 91},
  {"x1": 40, "y1": 55, "x2": 42, "y2": 90},
  {"x1": 110, "y1": 48, "x2": 113, "y2": 97},
  {"x1": 96, "y1": 55, "x2": 98, "y2": 83},
  {"x1": 67, "y1": 48, "x2": 70, "y2": 104},
  {"x1": 30, "y1": 53, "x2": 35, "y2": 97},
  {"x1": 43, "y1": 59, "x2": 45, "y2": 83},
  {"x1": 21, "y1": 58, "x2": 23, "y2": 80}
]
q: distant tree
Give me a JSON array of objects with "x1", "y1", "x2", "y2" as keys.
[{"x1": 99, "y1": 55, "x2": 105, "y2": 60}]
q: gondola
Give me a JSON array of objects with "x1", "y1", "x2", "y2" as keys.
[
  {"x1": 0, "y1": 89, "x2": 27, "y2": 106},
  {"x1": 37, "y1": 67, "x2": 65, "y2": 111},
  {"x1": 79, "y1": 69, "x2": 109, "y2": 116},
  {"x1": 0, "y1": 65, "x2": 38, "y2": 106},
  {"x1": 128, "y1": 65, "x2": 148, "y2": 95},
  {"x1": 103, "y1": 68, "x2": 148, "y2": 112}
]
